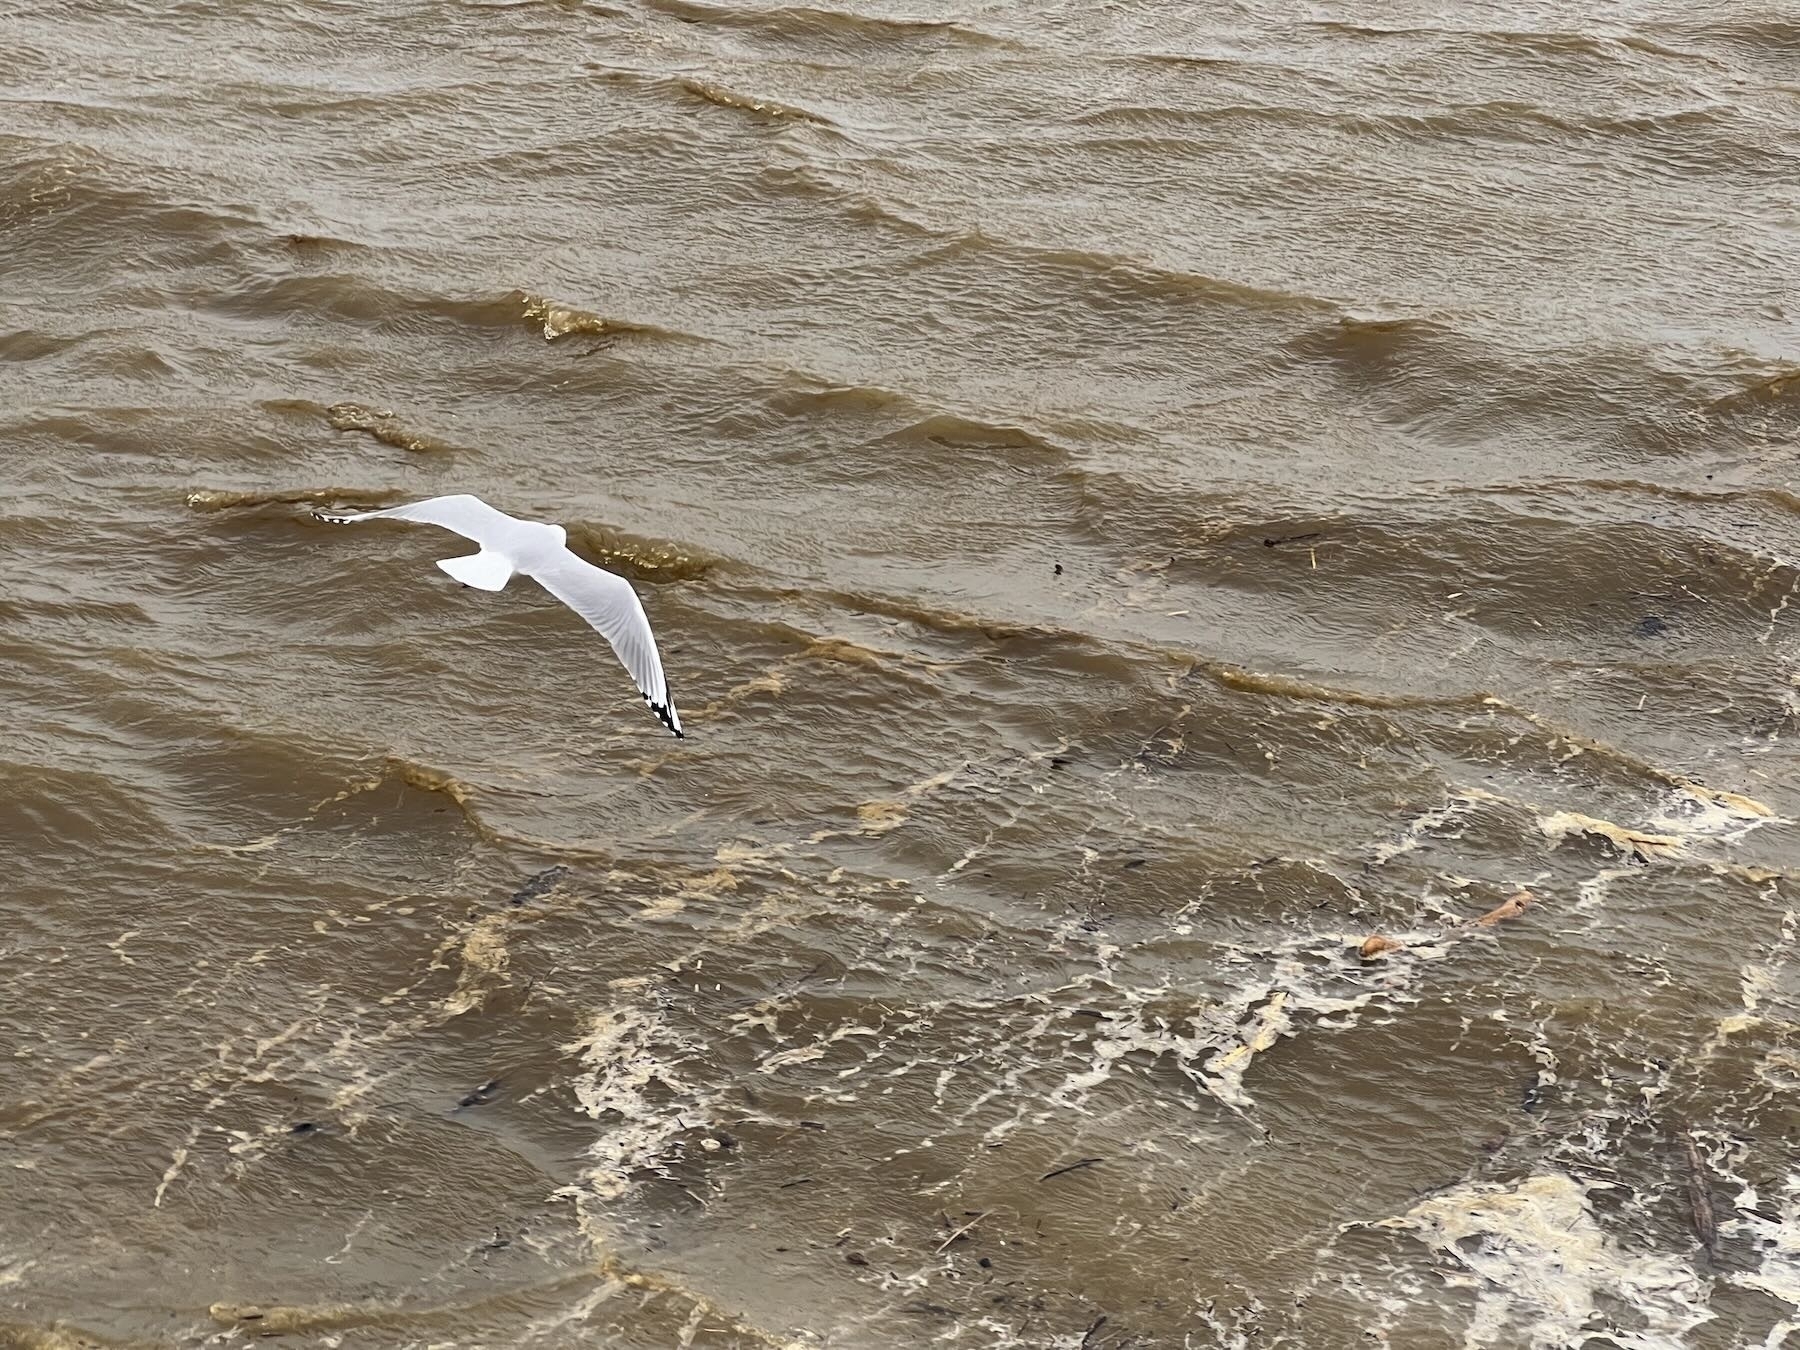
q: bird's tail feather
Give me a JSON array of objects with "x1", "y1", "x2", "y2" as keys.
[{"x1": 436, "y1": 551, "x2": 514, "y2": 591}]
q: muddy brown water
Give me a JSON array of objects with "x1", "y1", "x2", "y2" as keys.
[{"x1": 4, "y1": 1, "x2": 1800, "y2": 1346}]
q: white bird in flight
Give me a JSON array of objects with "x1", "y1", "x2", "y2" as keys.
[{"x1": 315, "y1": 494, "x2": 682, "y2": 738}]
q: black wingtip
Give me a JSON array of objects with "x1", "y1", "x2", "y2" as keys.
[{"x1": 646, "y1": 694, "x2": 682, "y2": 739}]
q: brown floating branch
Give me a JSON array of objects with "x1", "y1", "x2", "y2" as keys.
[
  {"x1": 1351, "y1": 887, "x2": 1540, "y2": 966},
  {"x1": 1476, "y1": 889, "x2": 1535, "y2": 927},
  {"x1": 1039, "y1": 1157, "x2": 1104, "y2": 1182}
]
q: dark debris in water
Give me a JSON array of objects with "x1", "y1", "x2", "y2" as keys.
[
  {"x1": 1520, "y1": 1076, "x2": 1543, "y2": 1114},
  {"x1": 1039, "y1": 1157, "x2": 1105, "y2": 1182},
  {"x1": 457, "y1": 1079, "x2": 502, "y2": 1109},
  {"x1": 509, "y1": 865, "x2": 570, "y2": 906},
  {"x1": 1675, "y1": 1128, "x2": 1721, "y2": 1258}
]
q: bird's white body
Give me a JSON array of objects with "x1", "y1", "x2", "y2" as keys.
[{"x1": 316, "y1": 494, "x2": 683, "y2": 737}]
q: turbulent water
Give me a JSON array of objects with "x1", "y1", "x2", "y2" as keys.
[{"x1": 4, "y1": 1, "x2": 1800, "y2": 1346}]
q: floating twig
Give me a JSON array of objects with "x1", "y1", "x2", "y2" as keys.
[
  {"x1": 1676, "y1": 1128, "x2": 1719, "y2": 1257},
  {"x1": 1039, "y1": 1157, "x2": 1104, "y2": 1182},
  {"x1": 934, "y1": 1210, "x2": 989, "y2": 1254}
]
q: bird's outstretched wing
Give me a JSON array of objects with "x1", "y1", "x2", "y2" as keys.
[
  {"x1": 528, "y1": 550, "x2": 683, "y2": 738},
  {"x1": 314, "y1": 494, "x2": 522, "y2": 549},
  {"x1": 315, "y1": 494, "x2": 683, "y2": 738}
]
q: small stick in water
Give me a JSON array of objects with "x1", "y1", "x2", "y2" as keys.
[
  {"x1": 1677, "y1": 1128, "x2": 1719, "y2": 1257},
  {"x1": 934, "y1": 1210, "x2": 989, "y2": 1253},
  {"x1": 1039, "y1": 1157, "x2": 1104, "y2": 1182}
]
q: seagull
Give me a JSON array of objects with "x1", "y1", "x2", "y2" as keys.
[{"x1": 314, "y1": 494, "x2": 682, "y2": 737}]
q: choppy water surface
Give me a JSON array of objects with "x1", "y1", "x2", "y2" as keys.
[{"x1": 4, "y1": 1, "x2": 1800, "y2": 1345}]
